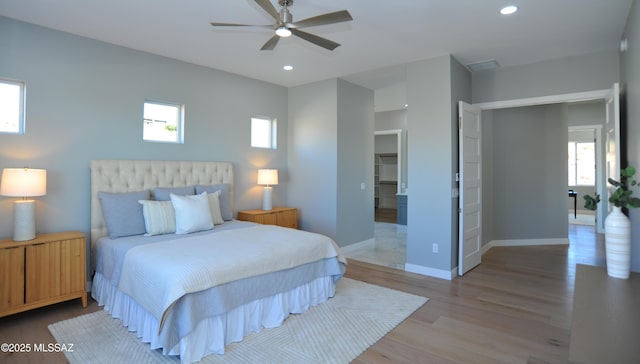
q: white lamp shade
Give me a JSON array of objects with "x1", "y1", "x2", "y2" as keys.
[
  {"x1": 257, "y1": 169, "x2": 278, "y2": 186},
  {"x1": 0, "y1": 168, "x2": 47, "y2": 197}
]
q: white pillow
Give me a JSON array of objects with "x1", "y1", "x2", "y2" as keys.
[
  {"x1": 138, "y1": 200, "x2": 176, "y2": 236},
  {"x1": 170, "y1": 192, "x2": 214, "y2": 234},
  {"x1": 207, "y1": 190, "x2": 225, "y2": 225}
]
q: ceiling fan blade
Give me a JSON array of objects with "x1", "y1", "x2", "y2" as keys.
[
  {"x1": 260, "y1": 35, "x2": 280, "y2": 51},
  {"x1": 290, "y1": 28, "x2": 340, "y2": 50},
  {"x1": 254, "y1": 0, "x2": 281, "y2": 22},
  {"x1": 290, "y1": 10, "x2": 353, "y2": 29},
  {"x1": 210, "y1": 22, "x2": 274, "y2": 28}
]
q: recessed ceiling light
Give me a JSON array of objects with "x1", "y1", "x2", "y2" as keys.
[
  {"x1": 283, "y1": 65, "x2": 293, "y2": 71},
  {"x1": 500, "y1": 5, "x2": 518, "y2": 15}
]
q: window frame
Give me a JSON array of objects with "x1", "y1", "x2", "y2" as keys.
[
  {"x1": 142, "y1": 99, "x2": 184, "y2": 144},
  {"x1": 0, "y1": 78, "x2": 26, "y2": 135},
  {"x1": 250, "y1": 116, "x2": 277, "y2": 149}
]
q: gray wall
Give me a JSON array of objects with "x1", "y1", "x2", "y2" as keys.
[
  {"x1": 287, "y1": 79, "x2": 374, "y2": 246},
  {"x1": 481, "y1": 110, "x2": 495, "y2": 246},
  {"x1": 473, "y1": 50, "x2": 620, "y2": 103},
  {"x1": 486, "y1": 105, "x2": 568, "y2": 241},
  {"x1": 336, "y1": 79, "x2": 375, "y2": 246},
  {"x1": 287, "y1": 80, "x2": 338, "y2": 240},
  {"x1": 621, "y1": 0, "x2": 640, "y2": 272},
  {"x1": 375, "y1": 109, "x2": 407, "y2": 131},
  {"x1": 404, "y1": 55, "x2": 471, "y2": 275},
  {"x1": 375, "y1": 134, "x2": 397, "y2": 154},
  {"x1": 0, "y1": 17, "x2": 289, "y2": 239},
  {"x1": 406, "y1": 55, "x2": 455, "y2": 273}
]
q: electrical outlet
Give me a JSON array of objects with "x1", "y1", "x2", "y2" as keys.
[
  {"x1": 432, "y1": 244, "x2": 439, "y2": 253},
  {"x1": 360, "y1": 182, "x2": 365, "y2": 190}
]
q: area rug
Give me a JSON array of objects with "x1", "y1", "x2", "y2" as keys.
[{"x1": 49, "y1": 278, "x2": 427, "y2": 364}]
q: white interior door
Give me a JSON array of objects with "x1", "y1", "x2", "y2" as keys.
[
  {"x1": 603, "y1": 83, "x2": 621, "y2": 230},
  {"x1": 458, "y1": 101, "x2": 482, "y2": 276}
]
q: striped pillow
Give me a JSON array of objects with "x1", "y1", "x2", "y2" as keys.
[
  {"x1": 138, "y1": 200, "x2": 176, "y2": 236},
  {"x1": 207, "y1": 190, "x2": 225, "y2": 225}
]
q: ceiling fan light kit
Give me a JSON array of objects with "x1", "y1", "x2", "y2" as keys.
[
  {"x1": 210, "y1": 0, "x2": 353, "y2": 51},
  {"x1": 276, "y1": 26, "x2": 292, "y2": 37}
]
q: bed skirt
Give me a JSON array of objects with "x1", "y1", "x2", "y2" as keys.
[{"x1": 92, "y1": 272, "x2": 337, "y2": 363}]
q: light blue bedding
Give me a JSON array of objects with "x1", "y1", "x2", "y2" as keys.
[{"x1": 93, "y1": 220, "x2": 345, "y2": 338}]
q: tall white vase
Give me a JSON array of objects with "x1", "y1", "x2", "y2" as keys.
[{"x1": 604, "y1": 206, "x2": 631, "y2": 279}]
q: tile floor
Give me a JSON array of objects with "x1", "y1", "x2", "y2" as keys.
[
  {"x1": 343, "y1": 222, "x2": 407, "y2": 269},
  {"x1": 345, "y1": 219, "x2": 600, "y2": 270}
]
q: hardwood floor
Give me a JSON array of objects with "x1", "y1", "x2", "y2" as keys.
[
  {"x1": 375, "y1": 207, "x2": 397, "y2": 223},
  {"x1": 0, "y1": 225, "x2": 604, "y2": 364},
  {"x1": 349, "y1": 224, "x2": 605, "y2": 364}
]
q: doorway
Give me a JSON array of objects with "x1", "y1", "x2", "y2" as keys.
[
  {"x1": 374, "y1": 129, "x2": 404, "y2": 223},
  {"x1": 568, "y1": 122, "x2": 603, "y2": 228},
  {"x1": 342, "y1": 128, "x2": 407, "y2": 270},
  {"x1": 458, "y1": 84, "x2": 620, "y2": 275}
]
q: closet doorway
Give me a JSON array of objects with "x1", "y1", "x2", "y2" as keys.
[{"x1": 375, "y1": 129, "x2": 404, "y2": 223}]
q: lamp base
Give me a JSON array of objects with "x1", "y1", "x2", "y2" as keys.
[
  {"x1": 262, "y1": 186, "x2": 273, "y2": 211},
  {"x1": 13, "y1": 200, "x2": 36, "y2": 241}
]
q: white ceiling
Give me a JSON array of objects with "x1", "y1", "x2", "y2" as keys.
[{"x1": 0, "y1": 0, "x2": 633, "y2": 110}]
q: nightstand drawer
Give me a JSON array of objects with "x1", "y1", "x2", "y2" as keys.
[{"x1": 237, "y1": 207, "x2": 298, "y2": 229}]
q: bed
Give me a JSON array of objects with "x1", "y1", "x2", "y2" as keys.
[{"x1": 89, "y1": 160, "x2": 346, "y2": 363}]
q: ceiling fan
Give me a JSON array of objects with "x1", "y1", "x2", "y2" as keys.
[{"x1": 210, "y1": 0, "x2": 353, "y2": 51}]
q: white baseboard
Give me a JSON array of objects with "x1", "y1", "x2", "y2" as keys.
[
  {"x1": 341, "y1": 238, "x2": 375, "y2": 254},
  {"x1": 405, "y1": 263, "x2": 457, "y2": 281},
  {"x1": 348, "y1": 237, "x2": 567, "y2": 281},
  {"x1": 406, "y1": 238, "x2": 569, "y2": 280},
  {"x1": 487, "y1": 238, "x2": 569, "y2": 248}
]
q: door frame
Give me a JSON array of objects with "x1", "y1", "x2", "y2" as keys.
[{"x1": 459, "y1": 85, "x2": 620, "y2": 275}]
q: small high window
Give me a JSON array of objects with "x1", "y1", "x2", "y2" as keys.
[
  {"x1": 0, "y1": 78, "x2": 26, "y2": 134},
  {"x1": 251, "y1": 116, "x2": 277, "y2": 149},
  {"x1": 143, "y1": 100, "x2": 184, "y2": 143}
]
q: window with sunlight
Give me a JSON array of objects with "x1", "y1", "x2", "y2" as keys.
[
  {"x1": 568, "y1": 141, "x2": 595, "y2": 186},
  {"x1": 143, "y1": 100, "x2": 184, "y2": 143},
  {"x1": 251, "y1": 116, "x2": 277, "y2": 149},
  {"x1": 0, "y1": 79, "x2": 25, "y2": 134}
]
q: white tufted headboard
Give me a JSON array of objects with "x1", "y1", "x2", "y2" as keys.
[{"x1": 89, "y1": 160, "x2": 234, "y2": 249}]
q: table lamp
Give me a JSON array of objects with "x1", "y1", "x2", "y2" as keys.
[
  {"x1": 257, "y1": 169, "x2": 278, "y2": 211},
  {"x1": 0, "y1": 168, "x2": 47, "y2": 241}
]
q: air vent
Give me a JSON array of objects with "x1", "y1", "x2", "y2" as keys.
[{"x1": 466, "y1": 59, "x2": 500, "y2": 72}]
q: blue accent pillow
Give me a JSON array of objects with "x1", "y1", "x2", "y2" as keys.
[
  {"x1": 195, "y1": 184, "x2": 231, "y2": 220},
  {"x1": 98, "y1": 190, "x2": 150, "y2": 239},
  {"x1": 153, "y1": 186, "x2": 195, "y2": 201}
]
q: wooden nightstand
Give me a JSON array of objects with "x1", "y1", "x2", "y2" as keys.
[
  {"x1": 0, "y1": 231, "x2": 87, "y2": 317},
  {"x1": 237, "y1": 207, "x2": 298, "y2": 229}
]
